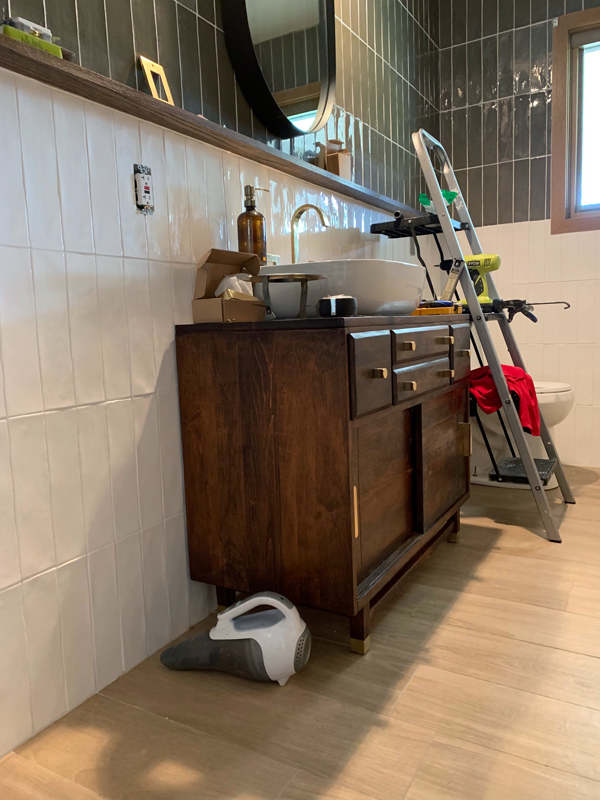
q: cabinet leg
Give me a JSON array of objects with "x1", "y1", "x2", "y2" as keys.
[
  {"x1": 349, "y1": 605, "x2": 371, "y2": 654},
  {"x1": 447, "y1": 511, "x2": 461, "y2": 544},
  {"x1": 216, "y1": 587, "x2": 237, "y2": 610}
]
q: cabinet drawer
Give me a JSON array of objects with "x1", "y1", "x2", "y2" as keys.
[
  {"x1": 393, "y1": 357, "x2": 452, "y2": 404},
  {"x1": 392, "y1": 325, "x2": 452, "y2": 364},
  {"x1": 451, "y1": 322, "x2": 471, "y2": 381},
  {"x1": 349, "y1": 330, "x2": 393, "y2": 418}
]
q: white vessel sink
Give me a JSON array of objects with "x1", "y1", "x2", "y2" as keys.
[{"x1": 258, "y1": 259, "x2": 426, "y2": 318}]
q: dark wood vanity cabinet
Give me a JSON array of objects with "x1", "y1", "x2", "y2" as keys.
[{"x1": 175, "y1": 315, "x2": 470, "y2": 653}]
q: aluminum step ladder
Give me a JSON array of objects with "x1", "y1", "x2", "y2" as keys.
[{"x1": 412, "y1": 128, "x2": 575, "y2": 543}]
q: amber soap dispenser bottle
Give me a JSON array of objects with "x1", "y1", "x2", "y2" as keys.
[{"x1": 238, "y1": 185, "x2": 267, "y2": 265}]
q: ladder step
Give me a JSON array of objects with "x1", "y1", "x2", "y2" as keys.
[{"x1": 489, "y1": 457, "x2": 557, "y2": 486}]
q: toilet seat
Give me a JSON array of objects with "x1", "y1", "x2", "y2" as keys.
[{"x1": 534, "y1": 381, "x2": 572, "y2": 395}]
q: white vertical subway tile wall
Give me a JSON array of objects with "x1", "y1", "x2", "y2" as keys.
[
  {"x1": 476, "y1": 220, "x2": 600, "y2": 469},
  {"x1": 0, "y1": 66, "x2": 422, "y2": 757}
]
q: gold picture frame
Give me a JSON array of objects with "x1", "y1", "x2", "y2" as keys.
[{"x1": 139, "y1": 55, "x2": 174, "y2": 106}]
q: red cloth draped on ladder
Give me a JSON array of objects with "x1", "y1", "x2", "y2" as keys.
[{"x1": 469, "y1": 365, "x2": 540, "y2": 436}]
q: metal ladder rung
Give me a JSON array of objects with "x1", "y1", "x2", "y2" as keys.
[{"x1": 489, "y1": 457, "x2": 557, "y2": 486}]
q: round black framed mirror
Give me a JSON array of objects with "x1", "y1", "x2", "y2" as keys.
[{"x1": 222, "y1": 0, "x2": 336, "y2": 139}]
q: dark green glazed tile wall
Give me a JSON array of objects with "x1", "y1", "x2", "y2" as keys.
[
  {"x1": 335, "y1": 0, "x2": 440, "y2": 208},
  {"x1": 437, "y1": 0, "x2": 598, "y2": 226}
]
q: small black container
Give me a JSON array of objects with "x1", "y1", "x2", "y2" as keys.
[{"x1": 317, "y1": 296, "x2": 358, "y2": 317}]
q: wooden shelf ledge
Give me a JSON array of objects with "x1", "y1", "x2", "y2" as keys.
[{"x1": 0, "y1": 36, "x2": 415, "y2": 218}]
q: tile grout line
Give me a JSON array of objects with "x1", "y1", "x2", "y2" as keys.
[
  {"x1": 429, "y1": 722, "x2": 600, "y2": 787},
  {"x1": 400, "y1": 599, "x2": 600, "y2": 666},
  {"x1": 386, "y1": 668, "x2": 419, "y2": 716},
  {"x1": 3, "y1": 751, "x2": 104, "y2": 797},
  {"x1": 102, "y1": 0, "x2": 111, "y2": 86},
  {"x1": 127, "y1": 0, "x2": 138, "y2": 92},
  {"x1": 96, "y1": 688, "x2": 323, "y2": 776},
  {"x1": 115, "y1": 119, "x2": 149, "y2": 678},
  {"x1": 274, "y1": 768, "x2": 300, "y2": 800},
  {"x1": 154, "y1": 130, "x2": 175, "y2": 642},
  {"x1": 397, "y1": 734, "x2": 436, "y2": 800}
]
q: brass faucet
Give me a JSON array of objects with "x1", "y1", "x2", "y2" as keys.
[{"x1": 291, "y1": 204, "x2": 330, "y2": 264}]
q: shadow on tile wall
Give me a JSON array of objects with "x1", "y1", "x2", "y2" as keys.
[
  {"x1": 5, "y1": 0, "x2": 440, "y2": 210},
  {"x1": 438, "y1": 0, "x2": 600, "y2": 229}
]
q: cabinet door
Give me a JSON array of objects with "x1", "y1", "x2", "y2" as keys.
[
  {"x1": 355, "y1": 408, "x2": 417, "y2": 582},
  {"x1": 421, "y1": 385, "x2": 470, "y2": 530}
]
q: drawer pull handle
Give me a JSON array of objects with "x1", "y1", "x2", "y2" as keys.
[
  {"x1": 353, "y1": 486, "x2": 359, "y2": 539},
  {"x1": 439, "y1": 369, "x2": 455, "y2": 378},
  {"x1": 371, "y1": 367, "x2": 389, "y2": 379},
  {"x1": 437, "y1": 335, "x2": 454, "y2": 345},
  {"x1": 402, "y1": 341, "x2": 417, "y2": 351},
  {"x1": 401, "y1": 381, "x2": 418, "y2": 391},
  {"x1": 457, "y1": 349, "x2": 471, "y2": 358}
]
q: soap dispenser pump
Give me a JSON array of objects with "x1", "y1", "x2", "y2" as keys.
[{"x1": 238, "y1": 184, "x2": 267, "y2": 265}]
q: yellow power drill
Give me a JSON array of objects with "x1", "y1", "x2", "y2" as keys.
[
  {"x1": 465, "y1": 254, "x2": 501, "y2": 303},
  {"x1": 441, "y1": 253, "x2": 501, "y2": 303}
]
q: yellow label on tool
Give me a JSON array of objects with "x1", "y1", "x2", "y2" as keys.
[{"x1": 466, "y1": 254, "x2": 501, "y2": 272}]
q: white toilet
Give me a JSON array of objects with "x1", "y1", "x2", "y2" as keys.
[{"x1": 471, "y1": 380, "x2": 575, "y2": 490}]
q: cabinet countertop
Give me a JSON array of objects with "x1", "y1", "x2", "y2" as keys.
[{"x1": 175, "y1": 314, "x2": 469, "y2": 335}]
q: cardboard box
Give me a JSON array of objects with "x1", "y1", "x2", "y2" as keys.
[
  {"x1": 192, "y1": 296, "x2": 266, "y2": 323},
  {"x1": 192, "y1": 249, "x2": 266, "y2": 323},
  {"x1": 327, "y1": 150, "x2": 352, "y2": 181},
  {"x1": 317, "y1": 139, "x2": 345, "y2": 170}
]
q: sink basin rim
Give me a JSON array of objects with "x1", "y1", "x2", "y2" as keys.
[{"x1": 257, "y1": 258, "x2": 426, "y2": 317}]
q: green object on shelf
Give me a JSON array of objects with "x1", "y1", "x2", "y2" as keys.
[
  {"x1": 1, "y1": 25, "x2": 63, "y2": 58},
  {"x1": 419, "y1": 190, "x2": 458, "y2": 213}
]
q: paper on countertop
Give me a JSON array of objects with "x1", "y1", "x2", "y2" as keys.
[{"x1": 215, "y1": 273, "x2": 254, "y2": 298}]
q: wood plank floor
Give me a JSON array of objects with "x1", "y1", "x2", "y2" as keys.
[{"x1": 3, "y1": 465, "x2": 600, "y2": 799}]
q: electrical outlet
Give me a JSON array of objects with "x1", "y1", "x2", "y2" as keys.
[{"x1": 133, "y1": 164, "x2": 154, "y2": 214}]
